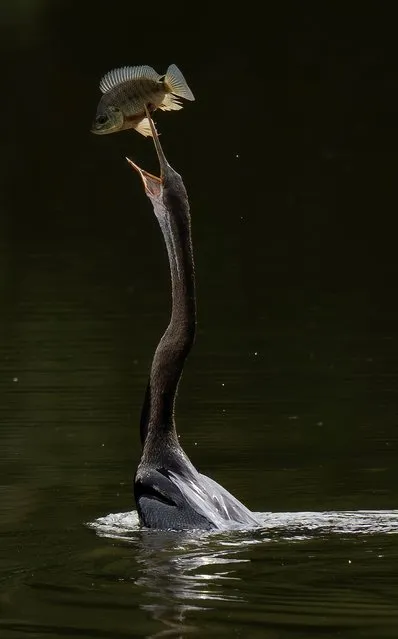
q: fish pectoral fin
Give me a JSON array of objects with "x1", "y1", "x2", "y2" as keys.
[
  {"x1": 135, "y1": 117, "x2": 154, "y2": 137},
  {"x1": 158, "y1": 93, "x2": 183, "y2": 111}
]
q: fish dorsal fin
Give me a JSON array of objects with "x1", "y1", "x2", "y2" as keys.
[
  {"x1": 99, "y1": 65, "x2": 160, "y2": 94},
  {"x1": 135, "y1": 117, "x2": 153, "y2": 137}
]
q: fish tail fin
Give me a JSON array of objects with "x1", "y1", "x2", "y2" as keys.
[{"x1": 164, "y1": 64, "x2": 195, "y2": 101}]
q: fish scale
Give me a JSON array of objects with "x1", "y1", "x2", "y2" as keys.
[{"x1": 104, "y1": 80, "x2": 163, "y2": 115}]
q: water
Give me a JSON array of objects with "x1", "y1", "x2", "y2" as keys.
[
  {"x1": 1, "y1": 2, "x2": 398, "y2": 637},
  {"x1": 2, "y1": 512, "x2": 398, "y2": 638}
]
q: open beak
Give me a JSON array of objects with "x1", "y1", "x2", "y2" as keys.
[{"x1": 126, "y1": 106, "x2": 169, "y2": 197}]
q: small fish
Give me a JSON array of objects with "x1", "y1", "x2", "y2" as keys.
[{"x1": 91, "y1": 64, "x2": 195, "y2": 137}]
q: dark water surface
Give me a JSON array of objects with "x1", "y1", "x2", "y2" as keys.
[{"x1": 1, "y1": 2, "x2": 398, "y2": 637}]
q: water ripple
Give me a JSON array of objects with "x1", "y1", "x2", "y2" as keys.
[{"x1": 89, "y1": 509, "x2": 398, "y2": 541}]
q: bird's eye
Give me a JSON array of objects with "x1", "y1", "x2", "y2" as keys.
[{"x1": 96, "y1": 114, "x2": 108, "y2": 125}]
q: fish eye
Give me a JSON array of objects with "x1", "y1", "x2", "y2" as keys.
[{"x1": 96, "y1": 114, "x2": 108, "y2": 125}]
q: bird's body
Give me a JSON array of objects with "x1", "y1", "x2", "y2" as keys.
[
  {"x1": 127, "y1": 112, "x2": 259, "y2": 531},
  {"x1": 135, "y1": 456, "x2": 259, "y2": 531}
]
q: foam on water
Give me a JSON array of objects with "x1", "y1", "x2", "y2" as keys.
[{"x1": 88, "y1": 509, "x2": 398, "y2": 541}]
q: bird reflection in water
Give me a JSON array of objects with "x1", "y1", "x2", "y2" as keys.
[
  {"x1": 88, "y1": 509, "x2": 398, "y2": 636},
  {"x1": 90, "y1": 512, "x2": 257, "y2": 638},
  {"x1": 134, "y1": 529, "x2": 254, "y2": 638}
]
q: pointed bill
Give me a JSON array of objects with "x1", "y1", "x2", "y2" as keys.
[
  {"x1": 126, "y1": 107, "x2": 170, "y2": 195},
  {"x1": 144, "y1": 105, "x2": 169, "y2": 179},
  {"x1": 126, "y1": 156, "x2": 161, "y2": 197}
]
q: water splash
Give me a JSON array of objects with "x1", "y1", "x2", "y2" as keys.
[{"x1": 88, "y1": 509, "x2": 398, "y2": 541}]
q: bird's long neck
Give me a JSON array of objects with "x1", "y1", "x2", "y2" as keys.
[{"x1": 140, "y1": 182, "x2": 196, "y2": 448}]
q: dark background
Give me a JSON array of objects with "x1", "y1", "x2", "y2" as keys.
[
  {"x1": 1, "y1": 0, "x2": 398, "y2": 510},
  {"x1": 1, "y1": 3, "x2": 398, "y2": 636}
]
